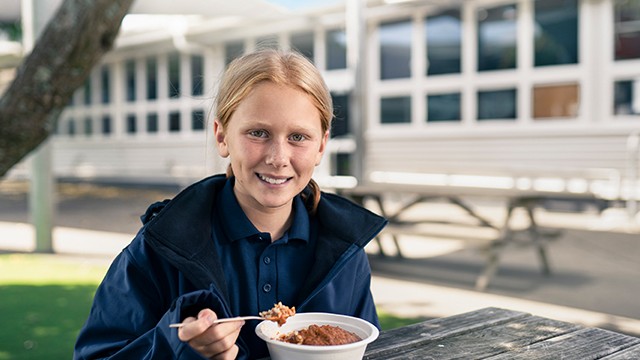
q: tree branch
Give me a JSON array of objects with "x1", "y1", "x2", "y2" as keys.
[{"x1": 0, "y1": 0, "x2": 135, "y2": 177}]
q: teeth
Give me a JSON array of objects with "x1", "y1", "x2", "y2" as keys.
[{"x1": 259, "y1": 174, "x2": 288, "y2": 185}]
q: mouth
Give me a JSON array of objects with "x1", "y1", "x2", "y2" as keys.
[{"x1": 257, "y1": 173, "x2": 291, "y2": 185}]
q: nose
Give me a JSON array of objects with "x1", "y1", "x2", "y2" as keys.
[{"x1": 265, "y1": 140, "x2": 289, "y2": 168}]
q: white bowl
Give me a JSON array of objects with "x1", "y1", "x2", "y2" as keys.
[{"x1": 255, "y1": 312, "x2": 379, "y2": 360}]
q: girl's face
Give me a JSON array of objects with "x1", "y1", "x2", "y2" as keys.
[{"x1": 215, "y1": 81, "x2": 328, "y2": 214}]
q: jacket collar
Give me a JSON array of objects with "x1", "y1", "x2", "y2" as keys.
[
  {"x1": 141, "y1": 174, "x2": 387, "y2": 303},
  {"x1": 218, "y1": 177, "x2": 310, "y2": 243}
]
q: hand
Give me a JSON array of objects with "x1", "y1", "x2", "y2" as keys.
[{"x1": 178, "y1": 309, "x2": 244, "y2": 360}]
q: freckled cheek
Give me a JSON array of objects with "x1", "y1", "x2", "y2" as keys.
[{"x1": 291, "y1": 152, "x2": 319, "y2": 173}]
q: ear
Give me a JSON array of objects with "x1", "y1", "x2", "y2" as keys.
[
  {"x1": 214, "y1": 119, "x2": 230, "y2": 158},
  {"x1": 315, "y1": 130, "x2": 330, "y2": 166}
]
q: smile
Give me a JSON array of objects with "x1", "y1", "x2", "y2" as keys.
[{"x1": 257, "y1": 174, "x2": 290, "y2": 185}]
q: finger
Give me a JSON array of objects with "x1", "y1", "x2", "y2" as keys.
[
  {"x1": 189, "y1": 321, "x2": 243, "y2": 359},
  {"x1": 178, "y1": 310, "x2": 217, "y2": 341},
  {"x1": 189, "y1": 320, "x2": 244, "y2": 348}
]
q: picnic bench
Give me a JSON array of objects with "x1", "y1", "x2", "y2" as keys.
[
  {"x1": 331, "y1": 168, "x2": 621, "y2": 290},
  {"x1": 364, "y1": 307, "x2": 640, "y2": 359}
]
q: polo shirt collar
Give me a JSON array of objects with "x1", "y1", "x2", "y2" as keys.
[{"x1": 218, "y1": 177, "x2": 310, "y2": 243}]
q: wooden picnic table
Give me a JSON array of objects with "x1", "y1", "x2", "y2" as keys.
[
  {"x1": 337, "y1": 181, "x2": 581, "y2": 291},
  {"x1": 364, "y1": 307, "x2": 640, "y2": 359}
]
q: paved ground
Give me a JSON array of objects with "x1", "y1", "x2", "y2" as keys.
[{"x1": 2, "y1": 179, "x2": 640, "y2": 337}]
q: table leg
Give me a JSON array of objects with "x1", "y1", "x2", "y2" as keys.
[{"x1": 524, "y1": 202, "x2": 551, "y2": 276}]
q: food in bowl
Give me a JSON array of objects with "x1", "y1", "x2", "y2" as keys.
[
  {"x1": 256, "y1": 312, "x2": 379, "y2": 360},
  {"x1": 259, "y1": 302, "x2": 296, "y2": 326},
  {"x1": 278, "y1": 324, "x2": 361, "y2": 345}
]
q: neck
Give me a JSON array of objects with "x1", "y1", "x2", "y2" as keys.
[{"x1": 240, "y1": 202, "x2": 293, "y2": 241}]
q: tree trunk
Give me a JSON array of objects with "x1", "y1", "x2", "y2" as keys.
[{"x1": 0, "y1": 0, "x2": 135, "y2": 177}]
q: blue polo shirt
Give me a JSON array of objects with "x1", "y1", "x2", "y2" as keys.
[{"x1": 213, "y1": 178, "x2": 316, "y2": 354}]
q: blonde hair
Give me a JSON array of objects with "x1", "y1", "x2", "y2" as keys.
[{"x1": 215, "y1": 49, "x2": 333, "y2": 213}]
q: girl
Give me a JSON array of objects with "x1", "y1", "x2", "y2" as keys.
[{"x1": 74, "y1": 49, "x2": 386, "y2": 360}]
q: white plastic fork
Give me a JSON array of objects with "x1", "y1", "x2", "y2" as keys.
[{"x1": 169, "y1": 316, "x2": 272, "y2": 328}]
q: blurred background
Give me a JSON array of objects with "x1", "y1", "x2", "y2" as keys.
[{"x1": 1, "y1": 0, "x2": 639, "y2": 358}]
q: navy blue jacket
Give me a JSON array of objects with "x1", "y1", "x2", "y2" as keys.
[{"x1": 74, "y1": 175, "x2": 387, "y2": 359}]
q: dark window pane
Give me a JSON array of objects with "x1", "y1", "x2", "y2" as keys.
[
  {"x1": 334, "y1": 153, "x2": 351, "y2": 176},
  {"x1": 146, "y1": 57, "x2": 157, "y2": 100},
  {"x1": 84, "y1": 117, "x2": 92, "y2": 136},
  {"x1": 168, "y1": 52, "x2": 181, "y2": 98},
  {"x1": 426, "y1": 9, "x2": 462, "y2": 75},
  {"x1": 101, "y1": 115, "x2": 112, "y2": 135},
  {"x1": 126, "y1": 114, "x2": 137, "y2": 134},
  {"x1": 478, "y1": 4, "x2": 518, "y2": 71},
  {"x1": 478, "y1": 89, "x2": 517, "y2": 120},
  {"x1": 291, "y1": 32, "x2": 314, "y2": 61},
  {"x1": 169, "y1": 112, "x2": 181, "y2": 132},
  {"x1": 192, "y1": 110, "x2": 205, "y2": 131},
  {"x1": 615, "y1": 0, "x2": 640, "y2": 60},
  {"x1": 147, "y1": 113, "x2": 158, "y2": 133},
  {"x1": 380, "y1": 20, "x2": 412, "y2": 79},
  {"x1": 534, "y1": 0, "x2": 578, "y2": 67},
  {"x1": 125, "y1": 59, "x2": 136, "y2": 102},
  {"x1": 67, "y1": 119, "x2": 76, "y2": 137},
  {"x1": 225, "y1": 41, "x2": 244, "y2": 66},
  {"x1": 326, "y1": 29, "x2": 347, "y2": 70},
  {"x1": 427, "y1": 93, "x2": 461, "y2": 122},
  {"x1": 101, "y1": 65, "x2": 110, "y2": 104},
  {"x1": 331, "y1": 93, "x2": 349, "y2": 137},
  {"x1": 191, "y1": 55, "x2": 204, "y2": 96},
  {"x1": 83, "y1": 78, "x2": 91, "y2": 105},
  {"x1": 614, "y1": 80, "x2": 640, "y2": 115},
  {"x1": 381, "y1": 96, "x2": 411, "y2": 124}
]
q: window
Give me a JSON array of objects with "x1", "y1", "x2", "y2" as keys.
[
  {"x1": 84, "y1": 117, "x2": 93, "y2": 136},
  {"x1": 101, "y1": 115, "x2": 112, "y2": 135},
  {"x1": 147, "y1": 113, "x2": 158, "y2": 133},
  {"x1": 168, "y1": 52, "x2": 181, "y2": 98},
  {"x1": 225, "y1": 41, "x2": 244, "y2": 66},
  {"x1": 191, "y1": 55, "x2": 204, "y2": 96},
  {"x1": 326, "y1": 29, "x2": 347, "y2": 70},
  {"x1": 614, "y1": 79, "x2": 640, "y2": 115},
  {"x1": 331, "y1": 93, "x2": 350, "y2": 137},
  {"x1": 534, "y1": 0, "x2": 578, "y2": 67},
  {"x1": 257, "y1": 35, "x2": 279, "y2": 49},
  {"x1": 83, "y1": 78, "x2": 91, "y2": 105},
  {"x1": 533, "y1": 84, "x2": 579, "y2": 119},
  {"x1": 379, "y1": 20, "x2": 412, "y2": 80},
  {"x1": 146, "y1": 57, "x2": 157, "y2": 100},
  {"x1": 477, "y1": 4, "x2": 518, "y2": 71},
  {"x1": 426, "y1": 9, "x2": 462, "y2": 75},
  {"x1": 427, "y1": 93, "x2": 461, "y2": 122},
  {"x1": 125, "y1": 59, "x2": 136, "y2": 102},
  {"x1": 101, "y1": 65, "x2": 110, "y2": 104},
  {"x1": 126, "y1": 114, "x2": 137, "y2": 134},
  {"x1": 67, "y1": 119, "x2": 76, "y2": 137},
  {"x1": 291, "y1": 32, "x2": 314, "y2": 61},
  {"x1": 477, "y1": 89, "x2": 517, "y2": 120},
  {"x1": 381, "y1": 96, "x2": 411, "y2": 124},
  {"x1": 169, "y1": 112, "x2": 181, "y2": 132},
  {"x1": 614, "y1": 0, "x2": 640, "y2": 60},
  {"x1": 334, "y1": 153, "x2": 351, "y2": 176},
  {"x1": 192, "y1": 110, "x2": 205, "y2": 131}
]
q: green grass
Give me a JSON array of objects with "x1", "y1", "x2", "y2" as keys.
[
  {"x1": 0, "y1": 253, "x2": 423, "y2": 359},
  {"x1": 0, "y1": 254, "x2": 108, "y2": 360}
]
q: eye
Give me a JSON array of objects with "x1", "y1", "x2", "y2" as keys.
[
  {"x1": 290, "y1": 133, "x2": 306, "y2": 142},
  {"x1": 249, "y1": 129, "x2": 268, "y2": 138}
]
